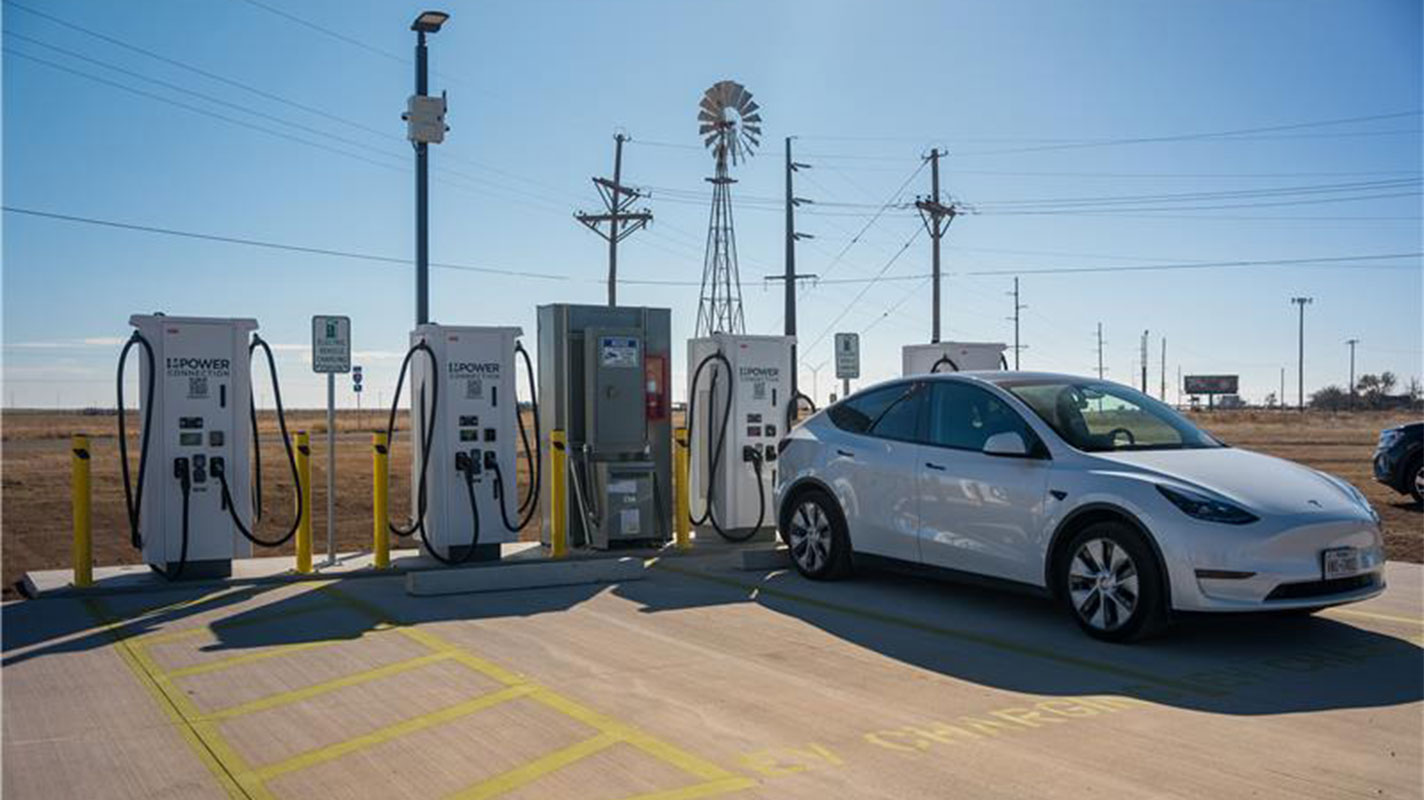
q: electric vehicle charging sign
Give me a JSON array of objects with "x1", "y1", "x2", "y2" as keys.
[
  {"x1": 352, "y1": 365, "x2": 363, "y2": 393},
  {"x1": 311, "y1": 315, "x2": 351, "y2": 373},
  {"x1": 835, "y1": 332, "x2": 860, "y2": 379}
]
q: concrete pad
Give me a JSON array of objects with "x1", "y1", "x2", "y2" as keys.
[
  {"x1": 405, "y1": 556, "x2": 646, "y2": 596},
  {"x1": 4, "y1": 559, "x2": 1420, "y2": 799}
]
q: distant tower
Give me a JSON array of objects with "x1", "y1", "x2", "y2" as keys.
[{"x1": 695, "y1": 80, "x2": 762, "y2": 336}]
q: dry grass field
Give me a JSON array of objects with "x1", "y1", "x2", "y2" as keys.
[{"x1": 2, "y1": 408, "x2": 1418, "y2": 597}]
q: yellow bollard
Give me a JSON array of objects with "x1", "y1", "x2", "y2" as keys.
[
  {"x1": 295, "y1": 431, "x2": 312, "y2": 574},
  {"x1": 372, "y1": 432, "x2": 389, "y2": 569},
  {"x1": 673, "y1": 426, "x2": 691, "y2": 550},
  {"x1": 71, "y1": 434, "x2": 93, "y2": 588},
  {"x1": 550, "y1": 429, "x2": 568, "y2": 558}
]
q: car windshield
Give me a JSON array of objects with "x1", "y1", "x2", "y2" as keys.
[{"x1": 1001, "y1": 379, "x2": 1222, "y2": 452}]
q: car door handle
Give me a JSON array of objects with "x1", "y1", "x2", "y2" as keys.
[
  {"x1": 836, "y1": 449, "x2": 855, "y2": 458},
  {"x1": 924, "y1": 462, "x2": 946, "y2": 471}
]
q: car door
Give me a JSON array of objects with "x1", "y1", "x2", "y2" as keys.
[
  {"x1": 822, "y1": 382, "x2": 926, "y2": 564},
  {"x1": 917, "y1": 380, "x2": 1051, "y2": 585}
]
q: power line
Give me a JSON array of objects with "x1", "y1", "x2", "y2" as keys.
[
  {"x1": 964, "y1": 252, "x2": 1420, "y2": 276},
  {"x1": 233, "y1": 0, "x2": 408, "y2": 65},
  {"x1": 801, "y1": 227, "x2": 926, "y2": 356},
  {"x1": 977, "y1": 190, "x2": 1421, "y2": 216},
  {"x1": 973, "y1": 178, "x2": 1421, "y2": 209}
]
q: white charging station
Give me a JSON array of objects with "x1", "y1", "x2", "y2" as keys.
[
  {"x1": 687, "y1": 333, "x2": 793, "y2": 541},
  {"x1": 902, "y1": 341, "x2": 1008, "y2": 375},
  {"x1": 129, "y1": 314, "x2": 257, "y2": 578},
  {"x1": 409, "y1": 324, "x2": 523, "y2": 562}
]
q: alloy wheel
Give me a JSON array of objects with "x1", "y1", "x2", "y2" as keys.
[
  {"x1": 789, "y1": 500, "x2": 831, "y2": 573},
  {"x1": 1067, "y1": 537, "x2": 1140, "y2": 631}
]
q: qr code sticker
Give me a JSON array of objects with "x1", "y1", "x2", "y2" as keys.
[
  {"x1": 466, "y1": 378, "x2": 483, "y2": 400},
  {"x1": 753, "y1": 380, "x2": 766, "y2": 401},
  {"x1": 188, "y1": 376, "x2": 208, "y2": 399}
]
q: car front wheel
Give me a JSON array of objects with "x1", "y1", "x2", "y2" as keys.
[
  {"x1": 783, "y1": 490, "x2": 853, "y2": 580},
  {"x1": 1059, "y1": 522, "x2": 1168, "y2": 642},
  {"x1": 1409, "y1": 455, "x2": 1423, "y2": 505}
]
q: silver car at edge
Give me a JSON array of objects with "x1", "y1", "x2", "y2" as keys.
[{"x1": 774, "y1": 372, "x2": 1386, "y2": 641}]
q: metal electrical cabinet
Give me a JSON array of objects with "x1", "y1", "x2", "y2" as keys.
[
  {"x1": 130, "y1": 314, "x2": 257, "y2": 578},
  {"x1": 409, "y1": 324, "x2": 522, "y2": 562},
  {"x1": 902, "y1": 341, "x2": 1008, "y2": 375},
  {"x1": 687, "y1": 334, "x2": 793, "y2": 540},
  {"x1": 538, "y1": 305, "x2": 671, "y2": 549}
]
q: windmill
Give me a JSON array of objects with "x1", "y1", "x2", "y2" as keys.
[{"x1": 694, "y1": 80, "x2": 761, "y2": 336}]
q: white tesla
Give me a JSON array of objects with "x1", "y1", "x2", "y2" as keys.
[{"x1": 775, "y1": 373, "x2": 1386, "y2": 641}]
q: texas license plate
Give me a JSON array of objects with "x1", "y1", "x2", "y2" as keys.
[{"x1": 1322, "y1": 547, "x2": 1362, "y2": 580}]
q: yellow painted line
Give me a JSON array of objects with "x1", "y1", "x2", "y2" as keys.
[
  {"x1": 201, "y1": 651, "x2": 459, "y2": 722},
  {"x1": 615, "y1": 776, "x2": 759, "y2": 800},
  {"x1": 1326, "y1": 607, "x2": 1424, "y2": 627},
  {"x1": 86, "y1": 599, "x2": 271, "y2": 800},
  {"x1": 163, "y1": 637, "x2": 356, "y2": 680},
  {"x1": 251, "y1": 684, "x2": 536, "y2": 782},
  {"x1": 446, "y1": 731, "x2": 621, "y2": 800},
  {"x1": 652, "y1": 560, "x2": 1228, "y2": 698},
  {"x1": 529, "y1": 689, "x2": 744, "y2": 783},
  {"x1": 137, "y1": 597, "x2": 341, "y2": 647}
]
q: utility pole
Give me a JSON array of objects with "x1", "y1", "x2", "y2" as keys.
[
  {"x1": 1006, "y1": 277, "x2": 1026, "y2": 369},
  {"x1": 765, "y1": 137, "x2": 815, "y2": 397},
  {"x1": 1290, "y1": 296, "x2": 1313, "y2": 410},
  {"x1": 1095, "y1": 322, "x2": 1105, "y2": 379},
  {"x1": 1140, "y1": 330, "x2": 1149, "y2": 393},
  {"x1": 406, "y1": 11, "x2": 450, "y2": 325},
  {"x1": 576, "y1": 133, "x2": 652, "y2": 306},
  {"x1": 1160, "y1": 337, "x2": 1166, "y2": 401},
  {"x1": 1346, "y1": 338, "x2": 1360, "y2": 409},
  {"x1": 1279, "y1": 367, "x2": 1285, "y2": 412},
  {"x1": 915, "y1": 148, "x2": 959, "y2": 343}
]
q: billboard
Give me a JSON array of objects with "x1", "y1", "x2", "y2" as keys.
[{"x1": 1184, "y1": 374, "x2": 1239, "y2": 395}]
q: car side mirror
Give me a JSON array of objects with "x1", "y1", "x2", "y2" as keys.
[{"x1": 982, "y1": 431, "x2": 1029, "y2": 457}]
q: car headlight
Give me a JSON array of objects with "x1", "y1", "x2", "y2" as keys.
[{"x1": 1156, "y1": 485, "x2": 1259, "y2": 525}]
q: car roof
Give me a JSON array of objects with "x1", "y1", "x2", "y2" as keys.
[{"x1": 846, "y1": 371, "x2": 1118, "y2": 397}]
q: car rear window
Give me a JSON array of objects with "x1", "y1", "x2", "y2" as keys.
[{"x1": 827, "y1": 383, "x2": 912, "y2": 434}]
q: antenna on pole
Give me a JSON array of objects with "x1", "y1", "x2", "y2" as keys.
[
  {"x1": 576, "y1": 132, "x2": 652, "y2": 307},
  {"x1": 695, "y1": 80, "x2": 761, "y2": 336}
]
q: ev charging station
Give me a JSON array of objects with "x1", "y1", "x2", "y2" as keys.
[
  {"x1": 902, "y1": 341, "x2": 1008, "y2": 375},
  {"x1": 124, "y1": 314, "x2": 258, "y2": 579},
  {"x1": 687, "y1": 333, "x2": 794, "y2": 543},
  {"x1": 396, "y1": 324, "x2": 536, "y2": 564}
]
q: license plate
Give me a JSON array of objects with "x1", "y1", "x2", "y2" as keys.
[{"x1": 1322, "y1": 547, "x2": 1362, "y2": 580}]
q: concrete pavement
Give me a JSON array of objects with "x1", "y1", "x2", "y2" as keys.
[{"x1": 3, "y1": 559, "x2": 1420, "y2": 798}]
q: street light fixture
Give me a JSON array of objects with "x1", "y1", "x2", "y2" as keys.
[{"x1": 411, "y1": 11, "x2": 449, "y2": 33}]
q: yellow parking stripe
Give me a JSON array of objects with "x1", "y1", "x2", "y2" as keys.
[
  {"x1": 159, "y1": 622, "x2": 394, "y2": 679},
  {"x1": 202, "y1": 651, "x2": 459, "y2": 722},
  {"x1": 251, "y1": 684, "x2": 536, "y2": 782},
  {"x1": 446, "y1": 731, "x2": 621, "y2": 800},
  {"x1": 137, "y1": 598, "x2": 339, "y2": 647}
]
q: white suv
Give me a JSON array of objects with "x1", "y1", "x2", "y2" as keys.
[{"x1": 775, "y1": 372, "x2": 1385, "y2": 641}]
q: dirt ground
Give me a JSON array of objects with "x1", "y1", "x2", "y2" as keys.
[{"x1": 2, "y1": 408, "x2": 1419, "y2": 597}]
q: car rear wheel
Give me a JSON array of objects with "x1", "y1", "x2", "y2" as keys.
[
  {"x1": 1059, "y1": 522, "x2": 1168, "y2": 642},
  {"x1": 783, "y1": 490, "x2": 852, "y2": 580},
  {"x1": 1409, "y1": 455, "x2": 1423, "y2": 505}
]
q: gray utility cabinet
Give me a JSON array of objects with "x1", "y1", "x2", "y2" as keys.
[{"x1": 537, "y1": 304, "x2": 672, "y2": 549}]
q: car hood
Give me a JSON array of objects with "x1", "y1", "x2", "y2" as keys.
[{"x1": 1087, "y1": 447, "x2": 1363, "y2": 516}]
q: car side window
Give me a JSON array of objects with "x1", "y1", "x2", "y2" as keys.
[
  {"x1": 827, "y1": 383, "x2": 912, "y2": 435},
  {"x1": 868, "y1": 383, "x2": 925, "y2": 442},
  {"x1": 928, "y1": 381, "x2": 1035, "y2": 452}
]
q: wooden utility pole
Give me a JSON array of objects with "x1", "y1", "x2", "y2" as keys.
[
  {"x1": 765, "y1": 137, "x2": 816, "y2": 398},
  {"x1": 916, "y1": 149, "x2": 959, "y2": 343},
  {"x1": 576, "y1": 133, "x2": 652, "y2": 306}
]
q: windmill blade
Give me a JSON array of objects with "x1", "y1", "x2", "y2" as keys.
[
  {"x1": 703, "y1": 132, "x2": 721, "y2": 149},
  {"x1": 743, "y1": 132, "x2": 760, "y2": 150},
  {"x1": 742, "y1": 100, "x2": 760, "y2": 116},
  {"x1": 700, "y1": 95, "x2": 722, "y2": 117},
  {"x1": 699, "y1": 123, "x2": 717, "y2": 135},
  {"x1": 742, "y1": 113, "x2": 762, "y2": 125},
  {"x1": 743, "y1": 124, "x2": 762, "y2": 136},
  {"x1": 698, "y1": 109, "x2": 718, "y2": 123},
  {"x1": 730, "y1": 85, "x2": 748, "y2": 110}
]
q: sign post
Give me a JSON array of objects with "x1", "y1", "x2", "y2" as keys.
[
  {"x1": 352, "y1": 365, "x2": 364, "y2": 429},
  {"x1": 1183, "y1": 374, "x2": 1239, "y2": 411},
  {"x1": 834, "y1": 332, "x2": 860, "y2": 400},
  {"x1": 312, "y1": 315, "x2": 351, "y2": 567}
]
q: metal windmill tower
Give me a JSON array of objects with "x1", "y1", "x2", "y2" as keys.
[{"x1": 695, "y1": 80, "x2": 762, "y2": 336}]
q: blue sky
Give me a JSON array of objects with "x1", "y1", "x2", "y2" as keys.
[{"x1": 3, "y1": 0, "x2": 1420, "y2": 409}]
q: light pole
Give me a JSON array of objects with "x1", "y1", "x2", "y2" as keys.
[
  {"x1": 1290, "y1": 296, "x2": 1313, "y2": 410},
  {"x1": 409, "y1": 10, "x2": 449, "y2": 326}
]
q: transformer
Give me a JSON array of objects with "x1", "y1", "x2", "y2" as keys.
[{"x1": 538, "y1": 304, "x2": 671, "y2": 549}]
